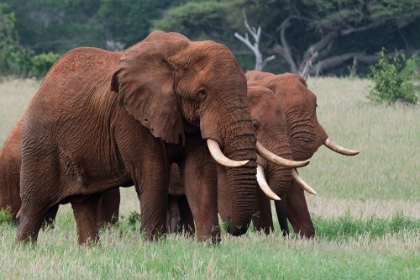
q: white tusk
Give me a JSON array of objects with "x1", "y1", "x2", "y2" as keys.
[
  {"x1": 256, "y1": 141, "x2": 309, "y2": 168},
  {"x1": 324, "y1": 138, "x2": 359, "y2": 156},
  {"x1": 256, "y1": 165, "x2": 281, "y2": 200},
  {"x1": 292, "y1": 169, "x2": 317, "y2": 195},
  {"x1": 207, "y1": 139, "x2": 249, "y2": 167}
]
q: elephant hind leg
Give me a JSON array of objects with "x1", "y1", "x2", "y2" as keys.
[
  {"x1": 167, "y1": 195, "x2": 181, "y2": 233},
  {"x1": 97, "y1": 188, "x2": 120, "y2": 227},
  {"x1": 42, "y1": 204, "x2": 60, "y2": 230},
  {"x1": 71, "y1": 194, "x2": 101, "y2": 245},
  {"x1": 177, "y1": 195, "x2": 195, "y2": 236}
]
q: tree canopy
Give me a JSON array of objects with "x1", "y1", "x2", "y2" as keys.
[{"x1": 2, "y1": 0, "x2": 420, "y2": 76}]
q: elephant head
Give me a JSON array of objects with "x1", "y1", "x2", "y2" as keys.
[
  {"x1": 110, "y1": 31, "x2": 259, "y2": 236},
  {"x1": 246, "y1": 71, "x2": 358, "y2": 160}
]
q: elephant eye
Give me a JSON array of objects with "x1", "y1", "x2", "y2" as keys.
[
  {"x1": 197, "y1": 90, "x2": 207, "y2": 100},
  {"x1": 252, "y1": 119, "x2": 259, "y2": 131}
]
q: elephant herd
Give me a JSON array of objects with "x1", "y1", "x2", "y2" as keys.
[{"x1": 0, "y1": 31, "x2": 358, "y2": 245}]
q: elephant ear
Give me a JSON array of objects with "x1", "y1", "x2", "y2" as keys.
[{"x1": 111, "y1": 31, "x2": 188, "y2": 144}]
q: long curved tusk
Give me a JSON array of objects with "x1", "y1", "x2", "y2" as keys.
[
  {"x1": 256, "y1": 165, "x2": 281, "y2": 200},
  {"x1": 256, "y1": 141, "x2": 309, "y2": 168},
  {"x1": 207, "y1": 139, "x2": 249, "y2": 167},
  {"x1": 324, "y1": 138, "x2": 359, "y2": 156},
  {"x1": 292, "y1": 169, "x2": 317, "y2": 195}
]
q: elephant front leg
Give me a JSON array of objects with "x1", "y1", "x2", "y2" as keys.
[
  {"x1": 182, "y1": 159, "x2": 220, "y2": 244},
  {"x1": 252, "y1": 187, "x2": 274, "y2": 235},
  {"x1": 16, "y1": 206, "x2": 46, "y2": 243},
  {"x1": 274, "y1": 197, "x2": 290, "y2": 237},
  {"x1": 71, "y1": 194, "x2": 101, "y2": 245},
  {"x1": 136, "y1": 169, "x2": 169, "y2": 241},
  {"x1": 285, "y1": 179, "x2": 315, "y2": 238}
]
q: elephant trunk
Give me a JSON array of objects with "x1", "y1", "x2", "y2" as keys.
[
  {"x1": 202, "y1": 97, "x2": 257, "y2": 236},
  {"x1": 261, "y1": 133, "x2": 294, "y2": 199},
  {"x1": 265, "y1": 164, "x2": 293, "y2": 200},
  {"x1": 287, "y1": 115, "x2": 328, "y2": 161},
  {"x1": 222, "y1": 120, "x2": 257, "y2": 236}
]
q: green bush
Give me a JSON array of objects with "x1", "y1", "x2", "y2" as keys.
[
  {"x1": 1, "y1": 4, "x2": 59, "y2": 79},
  {"x1": 0, "y1": 207, "x2": 13, "y2": 225},
  {"x1": 29, "y1": 52, "x2": 61, "y2": 78},
  {"x1": 368, "y1": 49, "x2": 420, "y2": 105}
]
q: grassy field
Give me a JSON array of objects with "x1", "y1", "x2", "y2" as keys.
[{"x1": 0, "y1": 78, "x2": 419, "y2": 279}]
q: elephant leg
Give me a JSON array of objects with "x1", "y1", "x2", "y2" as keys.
[
  {"x1": 167, "y1": 195, "x2": 180, "y2": 233},
  {"x1": 286, "y1": 179, "x2": 315, "y2": 238},
  {"x1": 136, "y1": 167, "x2": 169, "y2": 241},
  {"x1": 181, "y1": 157, "x2": 219, "y2": 243},
  {"x1": 15, "y1": 205, "x2": 47, "y2": 243},
  {"x1": 97, "y1": 188, "x2": 120, "y2": 227},
  {"x1": 16, "y1": 158, "x2": 57, "y2": 243},
  {"x1": 42, "y1": 204, "x2": 60, "y2": 230},
  {"x1": 71, "y1": 194, "x2": 101, "y2": 245},
  {"x1": 252, "y1": 187, "x2": 274, "y2": 235},
  {"x1": 177, "y1": 195, "x2": 195, "y2": 236},
  {"x1": 274, "y1": 197, "x2": 290, "y2": 237}
]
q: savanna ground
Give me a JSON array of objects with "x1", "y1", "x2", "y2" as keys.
[{"x1": 0, "y1": 77, "x2": 419, "y2": 279}]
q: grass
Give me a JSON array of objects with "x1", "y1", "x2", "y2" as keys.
[{"x1": 0, "y1": 77, "x2": 419, "y2": 279}]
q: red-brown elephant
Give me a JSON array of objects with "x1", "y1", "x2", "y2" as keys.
[
  {"x1": 0, "y1": 120, "x2": 120, "y2": 227},
  {"x1": 16, "y1": 31, "x2": 259, "y2": 245},
  {"x1": 246, "y1": 71, "x2": 359, "y2": 238},
  {"x1": 166, "y1": 86, "x2": 312, "y2": 235}
]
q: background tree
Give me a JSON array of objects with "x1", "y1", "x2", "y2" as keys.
[
  {"x1": 2, "y1": 0, "x2": 420, "y2": 77},
  {"x1": 0, "y1": 3, "x2": 31, "y2": 76},
  {"x1": 152, "y1": 0, "x2": 420, "y2": 76}
]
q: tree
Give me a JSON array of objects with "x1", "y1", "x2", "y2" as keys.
[
  {"x1": 96, "y1": 0, "x2": 173, "y2": 48},
  {"x1": 152, "y1": 0, "x2": 420, "y2": 76},
  {"x1": 263, "y1": 0, "x2": 420, "y2": 76},
  {"x1": 234, "y1": 10, "x2": 275, "y2": 71},
  {"x1": 0, "y1": 3, "x2": 30, "y2": 76},
  {"x1": 3, "y1": 0, "x2": 103, "y2": 53}
]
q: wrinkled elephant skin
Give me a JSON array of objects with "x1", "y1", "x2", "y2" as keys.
[
  {"x1": 16, "y1": 31, "x2": 256, "y2": 245},
  {"x1": 0, "y1": 120, "x2": 120, "y2": 227}
]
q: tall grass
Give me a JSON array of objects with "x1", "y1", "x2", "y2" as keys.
[
  {"x1": 0, "y1": 78, "x2": 419, "y2": 279},
  {"x1": 304, "y1": 77, "x2": 420, "y2": 217}
]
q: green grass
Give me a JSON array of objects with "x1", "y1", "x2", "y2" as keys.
[
  {"x1": 0, "y1": 78, "x2": 419, "y2": 279},
  {"x1": 0, "y1": 211, "x2": 419, "y2": 279}
]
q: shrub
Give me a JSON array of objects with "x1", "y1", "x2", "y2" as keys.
[
  {"x1": 29, "y1": 52, "x2": 61, "y2": 78},
  {"x1": 368, "y1": 49, "x2": 420, "y2": 105},
  {"x1": 0, "y1": 4, "x2": 59, "y2": 79},
  {"x1": 0, "y1": 207, "x2": 13, "y2": 225}
]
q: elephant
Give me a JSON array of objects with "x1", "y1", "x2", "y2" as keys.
[
  {"x1": 17, "y1": 30, "x2": 262, "y2": 245},
  {"x1": 0, "y1": 120, "x2": 120, "y2": 227},
  {"x1": 246, "y1": 71, "x2": 359, "y2": 238},
  {"x1": 165, "y1": 85, "x2": 312, "y2": 235}
]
